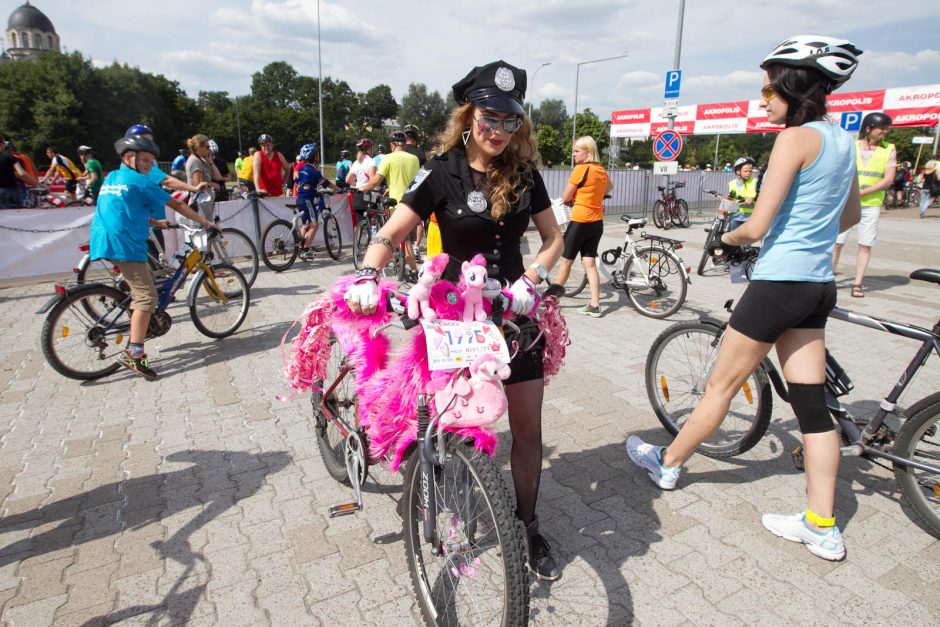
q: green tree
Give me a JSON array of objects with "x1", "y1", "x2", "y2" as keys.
[
  {"x1": 357, "y1": 84, "x2": 398, "y2": 132},
  {"x1": 532, "y1": 98, "x2": 567, "y2": 132},
  {"x1": 562, "y1": 108, "x2": 608, "y2": 160},
  {"x1": 398, "y1": 83, "x2": 450, "y2": 146},
  {"x1": 534, "y1": 124, "x2": 564, "y2": 166},
  {"x1": 250, "y1": 61, "x2": 300, "y2": 110}
]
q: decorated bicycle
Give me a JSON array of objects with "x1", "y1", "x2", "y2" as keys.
[{"x1": 283, "y1": 253, "x2": 569, "y2": 625}]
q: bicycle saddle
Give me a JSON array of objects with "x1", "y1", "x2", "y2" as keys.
[
  {"x1": 383, "y1": 198, "x2": 398, "y2": 208},
  {"x1": 620, "y1": 215, "x2": 647, "y2": 228},
  {"x1": 910, "y1": 269, "x2": 940, "y2": 286},
  {"x1": 673, "y1": 182, "x2": 686, "y2": 188}
]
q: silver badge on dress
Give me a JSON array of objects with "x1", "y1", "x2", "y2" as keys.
[
  {"x1": 467, "y1": 191, "x2": 488, "y2": 213},
  {"x1": 494, "y1": 67, "x2": 515, "y2": 92}
]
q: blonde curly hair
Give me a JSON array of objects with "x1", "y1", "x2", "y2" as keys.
[{"x1": 433, "y1": 104, "x2": 540, "y2": 220}]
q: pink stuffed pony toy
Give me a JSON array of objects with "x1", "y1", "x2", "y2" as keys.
[
  {"x1": 461, "y1": 255, "x2": 487, "y2": 322},
  {"x1": 433, "y1": 354, "x2": 511, "y2": 428},
  {"x1": 408, "y1": 253, "x2": 449, "y2": 320}
]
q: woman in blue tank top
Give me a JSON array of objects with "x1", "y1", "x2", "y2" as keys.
[{"x1": 627, "y1": 35, "x2": 863, "y2": 561}]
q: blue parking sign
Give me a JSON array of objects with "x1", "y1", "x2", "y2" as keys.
[
  {"x1": 664, "y1": 70, "x2": 682, "y2": 99},
  {"x1": 840, "y1": 112, "x2": 862, "y2": 132}
]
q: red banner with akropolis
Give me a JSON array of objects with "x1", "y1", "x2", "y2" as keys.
[{"x1": 610, "y1": 84, "x2": 940, "y2": 137}]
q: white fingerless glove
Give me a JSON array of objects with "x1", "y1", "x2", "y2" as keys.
[
  {"x1": 508, "y1": 275, "x2": 537, "y2": 316},
  {"x1": 344, "y1": 275, "x2": 379, "y2": 311}
]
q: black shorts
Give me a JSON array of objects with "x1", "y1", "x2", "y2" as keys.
[
  {"x1": 503, "y1": 316, "x2": 545, "y2": 386},
  {"x1": 65, "y1": 179, "x2": 78, "y2": 194},
  {"x1": 562, "y1": 220, "x2": 604, "y2": 260},
  {"x1": 729, "y1": 280, "x2": 837, "y2": 344}
]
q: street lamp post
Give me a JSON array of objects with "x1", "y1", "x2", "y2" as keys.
[
  {"x1": 527, "y1": 62, "x2": 551, "y2": 119},
  {"x1": 571, "y1": 53, "x2": 629, "y2": 167},
  {"x1": 317, "y1": 0, "x2": 325, "y2": 169}
]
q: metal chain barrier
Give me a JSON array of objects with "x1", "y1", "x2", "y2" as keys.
[
  {"x1": 215, "y1": 199, "x2": 253, "y2": 222},
  {"x1": 258, "y1": 198, "x2": 288, "y2": 220},
  {"x1": 0, "y1": 219, "x2": 92, "y2": 233}
]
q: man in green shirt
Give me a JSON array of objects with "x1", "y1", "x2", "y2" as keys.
[{"x1": 78, "y1": 145, "x2": 103, "y2": 201}]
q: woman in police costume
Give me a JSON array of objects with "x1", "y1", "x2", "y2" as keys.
[{"x1": 345, "y1": 60, "x2": 564, "y2": 580}]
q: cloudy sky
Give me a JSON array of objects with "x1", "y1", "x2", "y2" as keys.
[{"x1": 9, "y1": 0, "x2": 940, "y2": 119}]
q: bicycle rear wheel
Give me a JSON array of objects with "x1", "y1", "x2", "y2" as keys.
[
  {"x1": 893, "y1": 391, "x2": 940, "y2": 536},
  {"x1": 214, "y1": 228, "x2": 259, "y2": 288},
  {"x1": 352, "y1": 222, "x2": 371, "y2": 270},
  {"x1": 40, "y1": 284, "x2": 129, "y2": 380},
  {"x1": 624, "y1": 246, "x2": 687, "y2": 319},
  {"x1": 652, "y1": 200, "x2": 666, "y2": 229},
  {"x1": 671, "y1": 199, "x2": 690, "y2": 228},
  {"x1": 403, "y1": 438, "x2": 529, "y2": 625},
  {"x1": 646, "y1": 321, "x2": 772, "y2": 457},
  {"x1": 312, "y1": 335, "x2": 358, "y2": 485},
  {"x1": 323, "y1": 212, "x2": 342, "y2": 260},
  {"x1": 261, "y1": 219, "x2": 299, "y2": 272},
  {"x1": 188, "y1": 263, "x2": 250, "y2": 338}
]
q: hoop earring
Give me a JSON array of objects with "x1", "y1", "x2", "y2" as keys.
[{"x1": 462, "y1": 129, "x2": 471, "y2": 146}]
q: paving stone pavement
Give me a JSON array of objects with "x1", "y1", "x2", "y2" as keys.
[{"x1": 0, "y1": 205, "x2": 938, "y2": 626}]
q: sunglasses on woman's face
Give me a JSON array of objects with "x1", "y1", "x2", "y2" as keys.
[
  {"x1": 475, "y1": 115, "x2": 524, "y2": 134},
  {"x1": 760, "y1": 85, "x2": 778, "y2": 101}
]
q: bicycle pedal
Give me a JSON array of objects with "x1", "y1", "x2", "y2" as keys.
[{"x1": 328, "y1": 502, "x2": 362, "y2": 518}]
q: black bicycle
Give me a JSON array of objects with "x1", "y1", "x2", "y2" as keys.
[
  {"x1": 645, "y1": 266, "x2": 940, "y2": 536},
  {"x1": 697, "y1": 191, "x2": 736, "y2": 276}
]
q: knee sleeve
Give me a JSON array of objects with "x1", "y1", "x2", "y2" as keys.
[{"x1": 787, "y1": 382, "x2": 833, "y2": 434}]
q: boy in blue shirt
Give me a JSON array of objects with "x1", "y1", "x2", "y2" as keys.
[
  {"x1": 294, "y1": 143, "x2": 339, "y2": 260},
  {"x1": 90, "y1": 135, "x2": 218, "y2": 380}
]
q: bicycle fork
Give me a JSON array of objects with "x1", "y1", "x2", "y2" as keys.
[{"x1": 417, "y1": 395, "x2": 442, "y2": 551}]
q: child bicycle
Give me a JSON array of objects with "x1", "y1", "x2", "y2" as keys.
[
  {"x1": 286, "y1": 256, "x2": 568, "y2": 625},
  {"x1": 260, "y1": 188, "x2": 343, "y2": 271},
  {"x1": 554, "y1": 215, "x2": 691, "y2": 319},
  {"x1": 696, "y1": 190, "x2": 739, "y2": 276},
  {"x1": 38, "y1": 223, "x2": 250, "y2": 380},
  {"x1": 644, "y1": 255, "x2": 940, "y2": 536},
  {"x1": 652, "y1": 181, "x2": 690, "y2": 229}
]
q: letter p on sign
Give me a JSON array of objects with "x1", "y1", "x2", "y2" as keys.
[
  {"x1": 840, "y1": 112, "x2": 862, "y2": 132},
  {"x1": 664, "y1": 70, "x2": 682, "y2": 99}
]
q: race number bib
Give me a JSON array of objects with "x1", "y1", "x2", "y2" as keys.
[{"x1": 421, "y1": 319, "x2": 510, "y2": 371}]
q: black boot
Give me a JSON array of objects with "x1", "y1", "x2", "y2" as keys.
[{"x1": 526, "y1": 516, "x2": 560, "y2": 581}]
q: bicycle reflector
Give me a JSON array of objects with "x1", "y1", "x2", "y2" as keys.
[
  {"x1": 78, "y1": 243, "x2": 90, "y2": 252},
  {"x1": 741, "y1": 381, "x2": 753, "y2": 404},
  {"x1": 54, "y1": 284, "x2": 66, "y2": 296},
  {"x1": 659, "y1": 375, "x2": 670, "y2": 402}
]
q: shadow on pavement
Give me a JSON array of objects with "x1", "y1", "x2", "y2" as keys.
[{"x1": 0, "y1": 449, "x2": 291, "y2": 625}]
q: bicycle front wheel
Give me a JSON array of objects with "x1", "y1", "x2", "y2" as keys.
[
  {"x1": 214, "y1": 228, "x2": 259, "y2": 288},
  {"x1": 261, "y1": 219, "x2": 299, "y2": 272},
  {"x1": 40, "y1": 284, "x2": 129, "y2": 380},
  {"x1": 312, "y1": 335, "x2": 357, "y2": 484},
  {"x1": 624, "y1": 246, "x2": 687, "y2": 319},
  {"x1": 189, "y1": 263, "x2": 250, "y2": 338},
  {"x1": 645, "y1": 321, "x2": 772, "y2": 457},
  {"x1": 652, "y1": 200, "x2": 666, "y2": 228},
  {"x1": 671, "y1": 199, "x2": 690, "y2": 227},
  {"x1": 403, "y1": 438, "x2": 529, "y2": 626},
  {"x1": 697, "y1": 226, "x2": 730, "y2": 277},
  {"x1": 352, "y1": 222, "x2": 371, "y2": 270},
  {"x1": 893, "y1": 391, "x2": 940, "y2": 536},
  {"x1": 323, "y1": 212, "x2": 342, "y2": 260}
]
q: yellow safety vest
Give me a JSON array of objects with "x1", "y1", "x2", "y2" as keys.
[
  {"x1": 856, "y1": 141, "x2": 894, "y2": 207},
  {"x1": 728, "y1": 177, "x2": 758, "y2": 213}
]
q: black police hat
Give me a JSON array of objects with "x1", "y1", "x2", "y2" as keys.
[{"x1": 452, "y1": 60, "x2": 527, "y2": 116}]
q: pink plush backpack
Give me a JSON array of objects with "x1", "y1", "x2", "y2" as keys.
[{"x1": 433, "y1": 354, "x2": 511, "y2": 428}]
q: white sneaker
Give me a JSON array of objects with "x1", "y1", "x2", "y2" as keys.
[
  {"x1": 625, "y1": 435, "x2": 681, "y2": 490},
  {"x1": 761, "y1": 512, "x2": 846, "y2": 561}
]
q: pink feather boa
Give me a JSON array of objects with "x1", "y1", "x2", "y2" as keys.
[{"x1": 282, "y1": 273, "x2": 570, "y2": 470}]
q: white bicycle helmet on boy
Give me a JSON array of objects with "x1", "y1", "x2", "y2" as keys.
[{"x1": 760, "y1": 35, "x2": 862, "y2": 92}]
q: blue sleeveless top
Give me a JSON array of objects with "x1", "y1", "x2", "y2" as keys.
[{"x1": 751, "y1": 121, "x2": 856, "y2": 282}]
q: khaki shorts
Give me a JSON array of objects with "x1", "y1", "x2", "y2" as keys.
[
  {"x1": 836, "y1": 205, "x2": 880, "y2": 247},
  {"x1": 112, "y1": 261, "x2": 158, "y2": 313}
]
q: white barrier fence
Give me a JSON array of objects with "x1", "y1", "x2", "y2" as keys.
[{"x1": 0, "y1": 194, "x2": 356, "y2": 281}]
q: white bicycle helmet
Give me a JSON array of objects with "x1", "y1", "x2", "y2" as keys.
[
  {"x1": 760, "y1": 35, "x2": 862, "y2": 92},
  {"x1": 207, "y1": 139, "x2": 219, "y2": 155}
]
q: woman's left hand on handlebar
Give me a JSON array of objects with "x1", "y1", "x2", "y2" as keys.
[{"x1": 345, "y1": 277, "x2": 380, "y2": 314}]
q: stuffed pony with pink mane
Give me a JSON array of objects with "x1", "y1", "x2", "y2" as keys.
[
  {"x1": 460, "y1": 254, "x2": 488, "y2": 323},
  {"x1": 408, "y1": 253, "x2": 449, "y2": 320}
]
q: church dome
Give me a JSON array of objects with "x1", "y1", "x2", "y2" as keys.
[{"x1": 8, "y1": 2, "x2": 56, "y2": 35}]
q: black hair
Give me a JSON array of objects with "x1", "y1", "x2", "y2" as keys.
[
  {"x1": 765, "y1": 64, "x2": 829, "y2": 128},
  {"x1": 46, "y1": 145, "x2": 58, "y2": 153}
]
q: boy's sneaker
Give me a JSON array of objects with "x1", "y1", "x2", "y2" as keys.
[
  {"x1": 625, "y1": 435, "x2": 681, "y2": 489},
  {"x1": 299, "y1": 249, "x2": 315, "y2": 261},
  {"x1": 761, "y1": 512, "x2": 846, "y2": 561},
  {"x1": 116, "y1": 352, "x2": 158, "y2": 381},
  {"x1": 578, "y1": 305, "x2": 604, "y2": 318}
]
